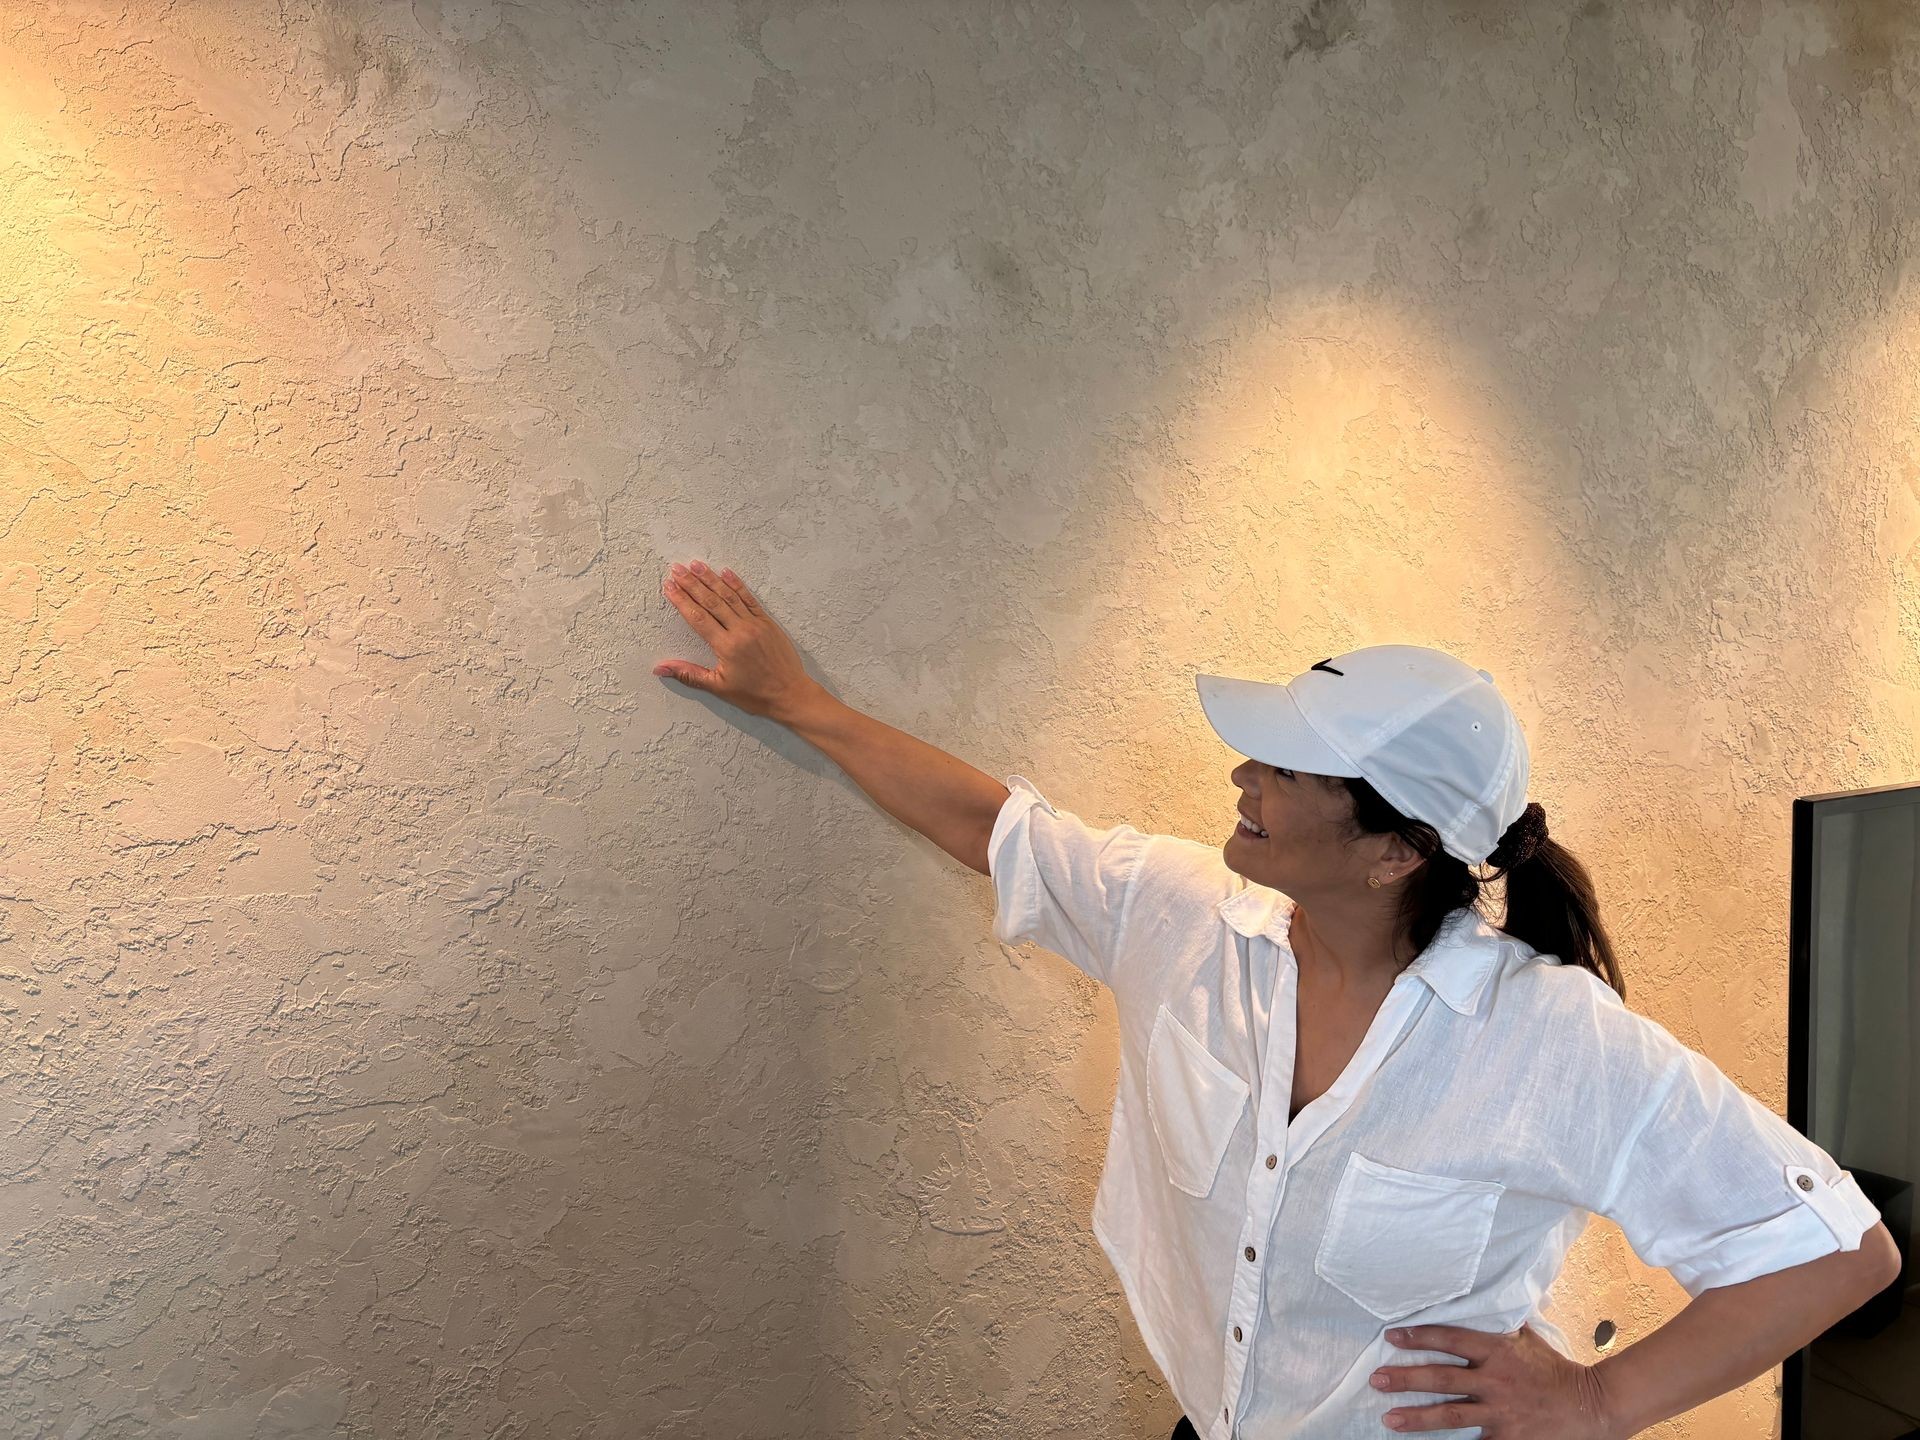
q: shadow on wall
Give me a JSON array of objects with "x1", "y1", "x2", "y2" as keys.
[{"x1": 0, "y1": 1, "x2": 1915, "y2": 1438}]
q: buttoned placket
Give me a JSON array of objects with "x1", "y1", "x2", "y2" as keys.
[{"x1": 1210, "y1": 938, "x2": 1436, "y2": 1440}]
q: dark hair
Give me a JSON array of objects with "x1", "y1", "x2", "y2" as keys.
[{"x1": 1335, "y1": 774, "x2": 1626, "y2": 1001}]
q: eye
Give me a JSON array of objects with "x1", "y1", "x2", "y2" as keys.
[{"x1": 1272, "y1": 765, "x2": 1294, "y2": 779}]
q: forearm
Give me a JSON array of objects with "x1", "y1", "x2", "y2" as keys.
[
  {"x1": 1592, "y1": 1231, "x2": 1899, "y2": 1435},
  {"x1": 777, "y1": 685, "x2": 1009, "y2": 875}
]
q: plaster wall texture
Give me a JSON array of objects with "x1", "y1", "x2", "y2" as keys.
[{"x1": 1, "y1": 1, "x2": 1917, "y2": 1436}]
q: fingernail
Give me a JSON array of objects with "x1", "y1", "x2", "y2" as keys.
[
  {"x1": 1371, "y1": 1373, "x2": 1388, "y2": 1388},
  {"x1": 1387, "y1": 1329, "x2": 1405, "y2": 1342},
  {"x1": 691, "y1": 560, "x2": 706, "y2": 572},
  {"x1": 1384, "y1": 1417, "x2": 1404, "y2": 1430}
]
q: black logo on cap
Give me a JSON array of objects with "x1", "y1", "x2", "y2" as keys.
[{"x1": 1310, "y1": 659, "x2": 1344, "y2": 676}]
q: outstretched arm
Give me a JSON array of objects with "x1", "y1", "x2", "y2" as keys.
[
  {"x1": 781, "y1": 690, "x2": 1008, "y2": 876},
  {"x1": 656, "y1": 558, "x2": 1008, "y2": 874}
]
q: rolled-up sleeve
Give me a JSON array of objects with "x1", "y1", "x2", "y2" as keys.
[
  {"x1": 986, "y1": 774, "x2": 1150, "y2": 990},
  {"x1": 1593, "y1": 1040, "x2": 1884, "y2": 1298}
]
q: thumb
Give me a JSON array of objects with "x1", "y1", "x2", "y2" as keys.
[{"x1": 654, "y1": 660, "x2": 720, "y2": 690}]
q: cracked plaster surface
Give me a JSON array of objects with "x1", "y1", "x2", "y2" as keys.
[{"x1": 1, "y1": 1, "x2": 1918, "y2": 1436}]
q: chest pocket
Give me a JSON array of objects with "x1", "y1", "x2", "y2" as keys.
[
  {"x1": 1146, "y1": 1004, "x2": 1251, "y2": 1198},
  {"x1": 1314, "y1": 1150, "x2": 1505, "y2": 1321}
]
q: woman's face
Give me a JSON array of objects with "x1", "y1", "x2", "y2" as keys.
[{"x1": 1224, "y1": 756, "x2": 1349, "y2": 889}]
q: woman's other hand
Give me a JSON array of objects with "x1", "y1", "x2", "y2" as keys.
[
  {"x1": 655, "y1": 560, "x2": 818, "y2": 722},
  {"x1": 1371, "y1": 1322, "x2": 1621, "y2": 1437}
]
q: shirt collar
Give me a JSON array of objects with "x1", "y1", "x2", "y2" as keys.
[{"x1": 1215, "y1": 885, "x2": 1506, "y2": 1017}]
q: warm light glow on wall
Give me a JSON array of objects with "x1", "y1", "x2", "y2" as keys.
[{"x1": 2, "y1": 5, "x2": 1916, "y2": 1438}]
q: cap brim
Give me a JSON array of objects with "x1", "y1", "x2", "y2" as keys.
[{"x1": 1194, "y1": 672, "x2": 1362, "y2": 777}]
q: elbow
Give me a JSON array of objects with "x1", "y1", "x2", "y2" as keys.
[
  {"x1": 967, "y1": 822, "x2": 995, "y2": 877},
  {"x1": 1858, "y1": 1221, "x2": 1903, "y2": 1292}
]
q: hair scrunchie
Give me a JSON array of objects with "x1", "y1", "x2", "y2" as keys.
[{"x1": 1490, "y1": 801, "x2": 1549, "y2": 870}]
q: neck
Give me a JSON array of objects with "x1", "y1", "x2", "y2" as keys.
[{"x1": 1287, "y1": 895, "x2": 1416, "y2": 991}]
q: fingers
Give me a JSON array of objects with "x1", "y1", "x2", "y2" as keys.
[
  {"x1": 715, "y1": 565, "x2": 764, "y2": 615},
  {"x1": 658, "y1": 560, "x2": 771, "y2": 696},
  {"x1": 1380, "y1": 1399, "x2": 1484, "y2": 1432},
  {"x1": 654, "y1": 660, "x2": 719, "y2": 690},
  {"x1": 1372, "y1": 1363, "x2": 1477, "y2": 1396},
  {"x1": 662, "y1": 567, "x2": 731, "y2": 651},
  {"x1": 666, "y1": 561, "x2": 738, "y2": 631}
]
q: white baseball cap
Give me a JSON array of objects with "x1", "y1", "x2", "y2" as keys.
[{"x1": 1195, "y1": 643, "x2": 1530, "y2": 868}]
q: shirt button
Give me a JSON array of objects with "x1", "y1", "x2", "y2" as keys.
[
  {"x1": 1233, "y1": 1325, "x2": 1243, "y2": 1341},
  {"x1": 1265, "y1": 1154, "x2": 1277, "y2": 1169},
  {"x1": 1244, "y1": 1245, "x2": 1256, "y2": 1261},
  {"x1": 1796, "y1": 1173, "x2": 1815, "y2": 1191}
]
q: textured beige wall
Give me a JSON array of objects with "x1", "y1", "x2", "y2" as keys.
[{"x1": 2, "y1": 1, "x2": 1917, "y2": 1436}]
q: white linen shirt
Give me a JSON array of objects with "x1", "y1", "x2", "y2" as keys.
[{"x1": 986, "y1": 774, "x2": 1883, "y2": 1440}]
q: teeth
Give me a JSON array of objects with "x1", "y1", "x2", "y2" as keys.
[{"x1": 1237, "y1": 817, "x2": 1268, "y2": 838}]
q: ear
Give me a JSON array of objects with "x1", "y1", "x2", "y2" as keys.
[{"x1": 1379, "y1": 836, "x2": 1428, "y2": 876}]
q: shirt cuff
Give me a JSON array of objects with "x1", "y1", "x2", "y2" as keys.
[
  {"x1": 1668, "y1": 1165, "x2": 1883, "y2": 1298},
  {"x1": 986, "y1": 773, "x2": 1056, "y2": 947}
]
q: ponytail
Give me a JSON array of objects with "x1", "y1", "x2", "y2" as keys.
[{"x1": 1340, "y1": 779, "x2": 1626, "y2": 1001}]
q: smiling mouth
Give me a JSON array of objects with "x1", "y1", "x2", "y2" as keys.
[{"x1": 1235, "y1": 816, "x2": 1269, "y2": 840}]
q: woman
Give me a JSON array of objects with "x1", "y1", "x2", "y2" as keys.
[{"x1": 654, "y1": 558, "x2": 1898, "y2": 1439}]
